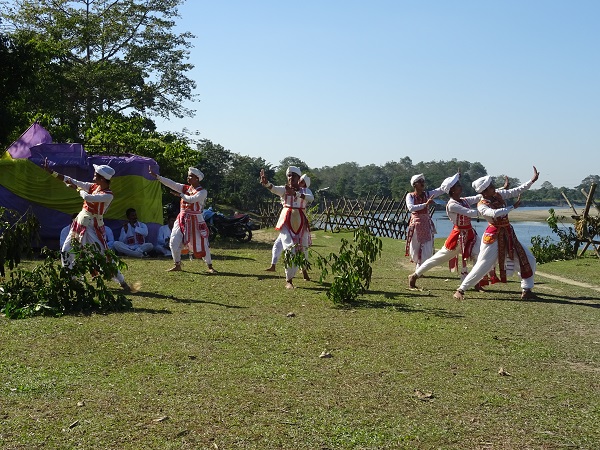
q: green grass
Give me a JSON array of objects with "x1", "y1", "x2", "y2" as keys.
[{"x1": 1, "y1": 230, "x2": 599, "y2": 449}]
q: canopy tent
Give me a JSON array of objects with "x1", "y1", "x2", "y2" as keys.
[{"x1": 1, "y1": 123, "x2": 163, "y2": 250}]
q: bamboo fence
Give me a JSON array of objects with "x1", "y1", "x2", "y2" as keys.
[{"x1": 259, "y1": 193, "x2": 436, "y2": 240}]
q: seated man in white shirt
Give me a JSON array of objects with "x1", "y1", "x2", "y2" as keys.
[
  {"x1": 113, "y1": 208, "x2": 154, "y2": 258},
  {"x1": 59, "y1": 213, "x2": 78, "y2": 250},
  {"x1": 154, "y1": 214, "x2": 177, "y2": 257}
]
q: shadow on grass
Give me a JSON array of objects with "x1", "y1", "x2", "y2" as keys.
[
  {"x1": 129, "y1": 290, "x2": 246, "y2": 309},
  {"x1": 465, "y1": 287, "x2": 600, "y2": 308},
  {"x1": 298, "y1": 284, "x2": 465, "y2": 318},
  {"x1": 210, "y1": 240, "x2": 274, "y2": 251}
]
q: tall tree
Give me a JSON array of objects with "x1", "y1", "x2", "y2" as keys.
[
  {"x1": 0, "y1": 0, "x2": 195, "y2": 141},
  {"x1": 197, "y1": 140, "x2": 233, "y2": 204}
]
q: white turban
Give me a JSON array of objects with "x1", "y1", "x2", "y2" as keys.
[
  {"x1": 440, "y1": 173, "x2": 460, "y2": 194},
  {"x1": 286, "y1": 166, "x2": 301, "y2": 177},
  {"x1": 472, "y1": 175, "x2": 492, "y2": 194},
  {"x1": 410, "y1": 173, "x2": 425, "y2": 186},
  {"x1": 300, "y1": 174, "x2": 311, "y2": 188},
  {"x1": 188, "y1": 167, "x2": 204, "y2": 181},
  {"x1": 93, "y1": 164, "x2": 115, "y2": 180}
]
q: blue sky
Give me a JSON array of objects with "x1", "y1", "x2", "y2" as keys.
[{"x1": 155, "y1": 0, "x2": 600, "y2": 188}]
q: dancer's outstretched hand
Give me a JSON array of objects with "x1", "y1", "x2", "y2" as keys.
[{"x1": 531, "y1": 166, "x2": 540, "y2": 183}]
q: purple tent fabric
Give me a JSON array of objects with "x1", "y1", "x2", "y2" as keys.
[
  {"x1": 2, "y1": 123, "x2": 163, "y2": 250},
  {"x1": 89, "y1": 154, "x2": 158, "y2": 180},
  {"x1": 6, "y1": 123, "x2": 52, "y2": 159}
]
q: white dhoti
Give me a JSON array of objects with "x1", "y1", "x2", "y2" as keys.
[{"x1": 458, "y1": 239, "x2": 536, "y2": 292}]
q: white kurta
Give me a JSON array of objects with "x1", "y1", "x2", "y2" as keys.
[
  {"x1": 405, "y1": 187, "x2": 444, "y2": 269},
  {"x1": 269, "y1": 185, "x2": 314, "y2": 280},
  {"x1": 61, "y1": 177, "x2": 125, "y2": 284}
]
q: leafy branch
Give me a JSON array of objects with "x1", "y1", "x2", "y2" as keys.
[
  {"x1": 0, "y1": 242, "x2": 132, "y2": 319},
  {"x1": 286, "y1": 226, "x2": 383, "y2": 304}
]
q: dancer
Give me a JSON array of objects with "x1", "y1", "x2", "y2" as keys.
[
  {"x1": 454, "y1": 166, "x2": 540, "y2": 300},
  {"x1": 405, "y1": 173, "x2": 444, "y2": 270},
  {"x1": 149, "y1": 166, "x2": 215, "y2": 273},
  {"x1": 265, "y1": 173, "x2": 313, "y2": 281},
  {"x1": 44, "y1": 159, "x2": 130, "y2": 291},
  {"x1": 408, "y1": 172, "x2": 480, "y2": 288},
  {"x1": 260, "y1": 167, "x2": 313, "y2": 289},
  {"x1": 408, "y1": 174, "x2": 508, "y2": 290}
]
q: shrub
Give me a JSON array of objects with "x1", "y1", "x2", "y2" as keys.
[{"x1": 0, "y1": 244, "x2": 132, "y2": 319}]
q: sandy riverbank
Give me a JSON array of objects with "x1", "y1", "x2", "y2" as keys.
[{"x1": 509, "y1": 208, "x2": 599, "y2": 222}]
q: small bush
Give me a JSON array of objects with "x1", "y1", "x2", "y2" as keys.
[
  {"x1": 0, "y1": 244, "x2": 132, "y2": 319},
  {"x1": 530, "y1": 209, "x2": 577, "y2": 264}
]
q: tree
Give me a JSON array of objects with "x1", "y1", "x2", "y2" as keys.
[
  {"x1": 197, "y1": 140, "x2": 233, "y2": 204},
  {"x1": 0, "y1": 29, "x2": 61, "y2": 146},
  {"x1": 275, "y1": 157, "x2": 310, "y2": 185},
  {"x1": 226, "y1": 155, "x2": 273, "y2": 210},
  {"x1": 0, "y1": 0, "x2": 195, "y2": 141},
  {"x1": 577, "y1": 175, "x2": 600, "y2": 190}
]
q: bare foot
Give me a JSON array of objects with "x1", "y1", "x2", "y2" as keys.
[
  {"x1": 521, "y1": 289, "x2": 537, "y2": 300},
  {"x1": 167, "y1": 263, "x2": 182, "y2": 272},
  {"x1": 453, "y1": 289, "x2": 465, "y2": 300},
  {"x1": 285, "y1": 281, "x2": 295, "y2": 289},
  {"x1": 302, "y1": 269, "x2": 310, "y2": 281},
  {"x1": 265, "y1": 265, "x2": 276, "y2": 272},
  {"x1": 408, "y1": 273, "x2": 418, "y2": 289}
]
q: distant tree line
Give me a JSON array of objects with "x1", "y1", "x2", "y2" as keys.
[{"x1": 1, "y1": 1, "x2": 596, "y2": 215}]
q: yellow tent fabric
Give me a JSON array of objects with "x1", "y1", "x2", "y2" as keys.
[{"x1": 0, "y1": 157, "x2": 162, "y2": 223}]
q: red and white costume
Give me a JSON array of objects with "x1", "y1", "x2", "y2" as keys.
[
  {"x1": 268, "y1": 182, "x2": 314, "y2": 281},
  {"x1": 458, "y1": 178, "x2": 536, "y2": 293},
  {"x1": 415, "y1": 195, "x2": 481, "y2": 280},
  {"x1": 156, "y1": 175, "x2": 211, "y2": 265},
  {"x1": 405, "y1": 179, "x2": 444, "y2": 269},
  {"x1": 61, "y1": 174, "x2": 126, "y2": 285}
]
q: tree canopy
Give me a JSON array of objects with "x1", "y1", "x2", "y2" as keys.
[{"x1": 0, "y1": 0, "x2": 195, "y2": 142}]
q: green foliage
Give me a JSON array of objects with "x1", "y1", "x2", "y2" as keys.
[
  {"x1": 286, "y1": 226, "x2": 383, "y2": 304},
  {"x1": 530, "y1": 209, "x2": 578, "y2": 263},
  {"x1": 0, "y1": 244, "x2": 132, "y2": 319},
  {"x1": 0, "y1": 207, "x2": 40, "y2": 277},
  {"x1": 0, "y1": 0, "x2": 195, "y2": 142}
]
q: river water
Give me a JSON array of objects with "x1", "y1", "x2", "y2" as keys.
[{"x1": 431, "y1": 206, "x2": 568, "y2": 244}]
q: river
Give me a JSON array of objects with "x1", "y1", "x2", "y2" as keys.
[{"x1": 432, "y1": 206, "x2": 569, "y2": 244}]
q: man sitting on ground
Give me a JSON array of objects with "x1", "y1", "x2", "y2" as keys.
[{"x1": 113, "y1": 208, "x2": 154, "y2": 258}]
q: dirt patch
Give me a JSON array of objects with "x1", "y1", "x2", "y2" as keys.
[{"x1": 536, "y1": 271, "x2": 600, "y2": 292}]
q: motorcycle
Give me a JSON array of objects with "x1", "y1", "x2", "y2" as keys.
[{"x1": 203, "y1": 208, "x2": 253, "y2": 243}]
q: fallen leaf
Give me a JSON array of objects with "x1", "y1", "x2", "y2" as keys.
[
  {"x1": 319, "y1": 350, "x2": 332, "y2": 358},
  {"x1": 414, "y1": 389, "x2": 434, "y2": 400},
  {"x1": 286, "y1": 312, "x2": 296, "y2": 317},
  {"x1": 76, "y1": 400, "x2": 85, "y2": 407},
  {"x1": 131, "y1": 281, "x2": 142, "y2": 293},
  {"x1": 153, "y1": 416, "x2": 169, "y2": 423},
  {"x1": 498, "y1": 367, "x2": 511, "y2": 376}
]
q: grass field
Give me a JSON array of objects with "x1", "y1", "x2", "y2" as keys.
[{"x1": 1, "y1": 229, "x2": 599, "y2": 449}]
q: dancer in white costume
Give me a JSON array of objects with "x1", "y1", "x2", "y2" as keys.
[
  {"x1": 149, "y1": 166, "x2": 215, "y2": 273},
  {"x1": 405, "y1": 174, "x2": 444, "y2": 270},
  {"x1": 408, "y1": 173, "x2": 508, "y2": 290},
  {"x1": 44, "y1": 159, "x2": 130, "y2": 291},
  {"x1": 265, "y1": 173, "x2": 313, "y2": 281},
  {"x1": 454, "y1": 166, "x2": 540, "y2": 300},
  {"x1": 408, "y1": 172, "x2": 480, "y2": 288},
  {"x1": 260, "y1": 167, "x2": 314, "y2": 289}
]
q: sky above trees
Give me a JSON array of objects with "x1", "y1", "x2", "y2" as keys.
[{"x1": 157, "y1": 0, "x2": 600, "y2": 189}]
